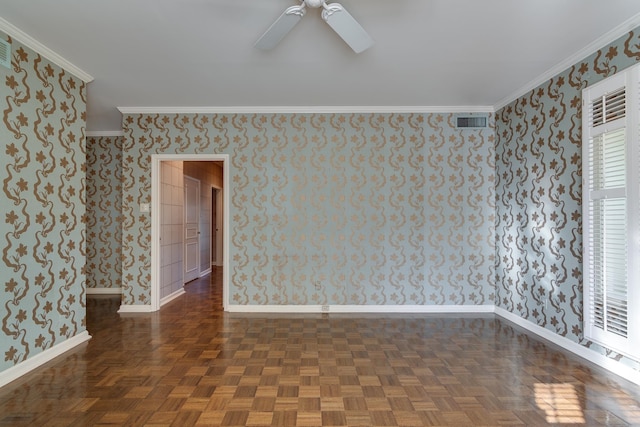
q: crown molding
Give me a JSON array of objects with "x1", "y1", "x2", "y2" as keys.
[
  {"x1": 0, "y1": 16, "x2": 93, "y2": 83},
  {"x1": 117, "y1": 106, "x2": 495, "y2": 115},
  {"x1": 86, "y1": 131, "x2": 124, "y2": 137},
  {"x1": 494, "y1": 12, "x2": 640, "y2": 111}
]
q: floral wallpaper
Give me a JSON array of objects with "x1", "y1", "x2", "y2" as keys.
[
  {"x1": 495, "y1": 27, "x2": 640, "y2": 369},
  {"x1": 0, "y1": 33, "x2": 87, "y2": 373},
  {"x1": 121, "y1": 113, "x2": 496, "y2": 307},
  {"x1": 3, "y1": 18, "x2": 639, "y2": 382},
  {"x1": 86, "y1": 136, "x2": 122, "y2": 291}
]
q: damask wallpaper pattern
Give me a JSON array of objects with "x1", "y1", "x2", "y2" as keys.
[
  {"x1": 3, "y1": 23, "x2": 640, "y2": 381},
  {"x1": 495, "y1": 28, "x2": 640, "y2": 368},
  {"x1": 86, "y1": 136, "x2": 122, "y2": 291},
  {"x1": 121, "y1": 113, "x2": 496, "y2": 307},
  {"x1": 0, "y1": 33, "x2": 87, "y2": 372}
]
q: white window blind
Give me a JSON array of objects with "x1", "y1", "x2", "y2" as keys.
[{"x1": 583, "y1": 64, "x2": 640, "y2": 361}]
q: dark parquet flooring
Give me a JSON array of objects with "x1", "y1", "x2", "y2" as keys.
[{"x1": 1, "y1": 268, "x2": 640, "y2": 426}]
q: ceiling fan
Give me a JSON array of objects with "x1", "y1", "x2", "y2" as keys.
[{"x1": 255, "y1": 0, "x2": 374, "y2": 53}]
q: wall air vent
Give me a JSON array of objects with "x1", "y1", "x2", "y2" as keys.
[
  {"x1": 455, "y1": 113, "x2": 489, "y2": 129},
  {"x1": 0, "y1": 39, "x2": 10, "y2": 69}
]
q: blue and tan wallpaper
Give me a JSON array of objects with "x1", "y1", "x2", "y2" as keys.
[
  {"x1": 3, "y1": 19, "x2": 639, "y2": 380},
  {"x1": 121, "y1": 113, "x2": 496, "y2": 307},
  {"x1": 0, "y1": 33, "x2": 87, "y2": 372},
  {"x1": 495, "y1": 28, "x2": 640, "y2": 368},
  {"x1": 86, "y1": 136, "x2": 122, "y2": 291}
]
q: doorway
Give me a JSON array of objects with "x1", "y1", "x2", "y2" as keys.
[
  {"x1": 151, "y1": 154, "x2": 229, "y2": 312},
  {"x1": 183, "y1": 175, "x2": 201, "y2": 283},
  {"x1": 212, "y1": 188, "x2": 223, "y2": 268}
]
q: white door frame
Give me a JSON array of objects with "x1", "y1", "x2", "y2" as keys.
[{"x1": 151, "y1": 154, "x2": 230, "y2": 312}]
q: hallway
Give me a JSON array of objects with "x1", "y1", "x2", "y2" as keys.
[{"x1": 1, "y1": 269, "x2": 640, "y2": 426}]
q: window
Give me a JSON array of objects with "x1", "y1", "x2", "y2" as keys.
[{"x1": 582, "y1": 63, "x2": 640, "y2": 361}]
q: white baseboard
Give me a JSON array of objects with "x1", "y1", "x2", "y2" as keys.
[
  {"x1": 86, "y1": 287, "x2": 122, "y2": 295},
  {"x1": 227, "y1": 304, "x2": 495, "y2": 314},
  {"x1": 160, "y1": 288, "x2": 186, "y2": 307},
  {"x1": 495, "y1": 307, "x2": 640, "y2": 386},
  {"x1": 199, "y1": 268, "x2": 212, "y2": 278},
  {"x1": 117, "y1": 304, "x2": 155, "y2": 313},
  {"x1": 0, "y1": 331, "x2": 91, "y2": 388},
  {"x1": 117, "y1": 289, "x2": 185, "y2": 312}
]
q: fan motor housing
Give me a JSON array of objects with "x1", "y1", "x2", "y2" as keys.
[{"x1": 304, "y1": 0, "x2": 325, "y2": 8}]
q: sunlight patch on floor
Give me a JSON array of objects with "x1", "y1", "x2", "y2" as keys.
[{"x1": 535, "y1": 383, "x2": 585, "y2": 424}]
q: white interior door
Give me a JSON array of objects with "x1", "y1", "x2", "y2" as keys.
[{"x1": 184, "y1": 175, "x2": 200, "y2": 283}]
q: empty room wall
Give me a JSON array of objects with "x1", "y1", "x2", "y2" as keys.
[
  {"x1": 120, "y1": 113, "x2": 496, "y2": 308},
  {"x1": 86, "y1": 136, "x2": 123, "y2": 292},
  {"x1": 495, "y1": 27, "x2": 640, "y2": 372},
  {"x1": 0, "y1": 32, "x2": 87, "y2": 374}
]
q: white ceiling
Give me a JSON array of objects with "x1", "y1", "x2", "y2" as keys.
[{"x1": 1, "y1": 0, "x2": 640, "y2": 132}]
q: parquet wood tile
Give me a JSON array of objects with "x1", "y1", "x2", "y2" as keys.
[{"x1": 2, "y1": 267, "x2": 640, "y2": 426}]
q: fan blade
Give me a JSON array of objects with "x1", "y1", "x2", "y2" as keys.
[
  {"x1": 255, "y1": 5, "x2": 306, "y2": 50},
  {"x1": 322, "y1": 3, "x2": 373, "y2": 53}
]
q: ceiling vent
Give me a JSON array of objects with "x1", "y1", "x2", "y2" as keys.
[
  {"x1": 455, "y1": 113, "x2": 489, "y2": 129},
  {"x1": 0, "y1": 39, "x2": 10, "y2": 69}
]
